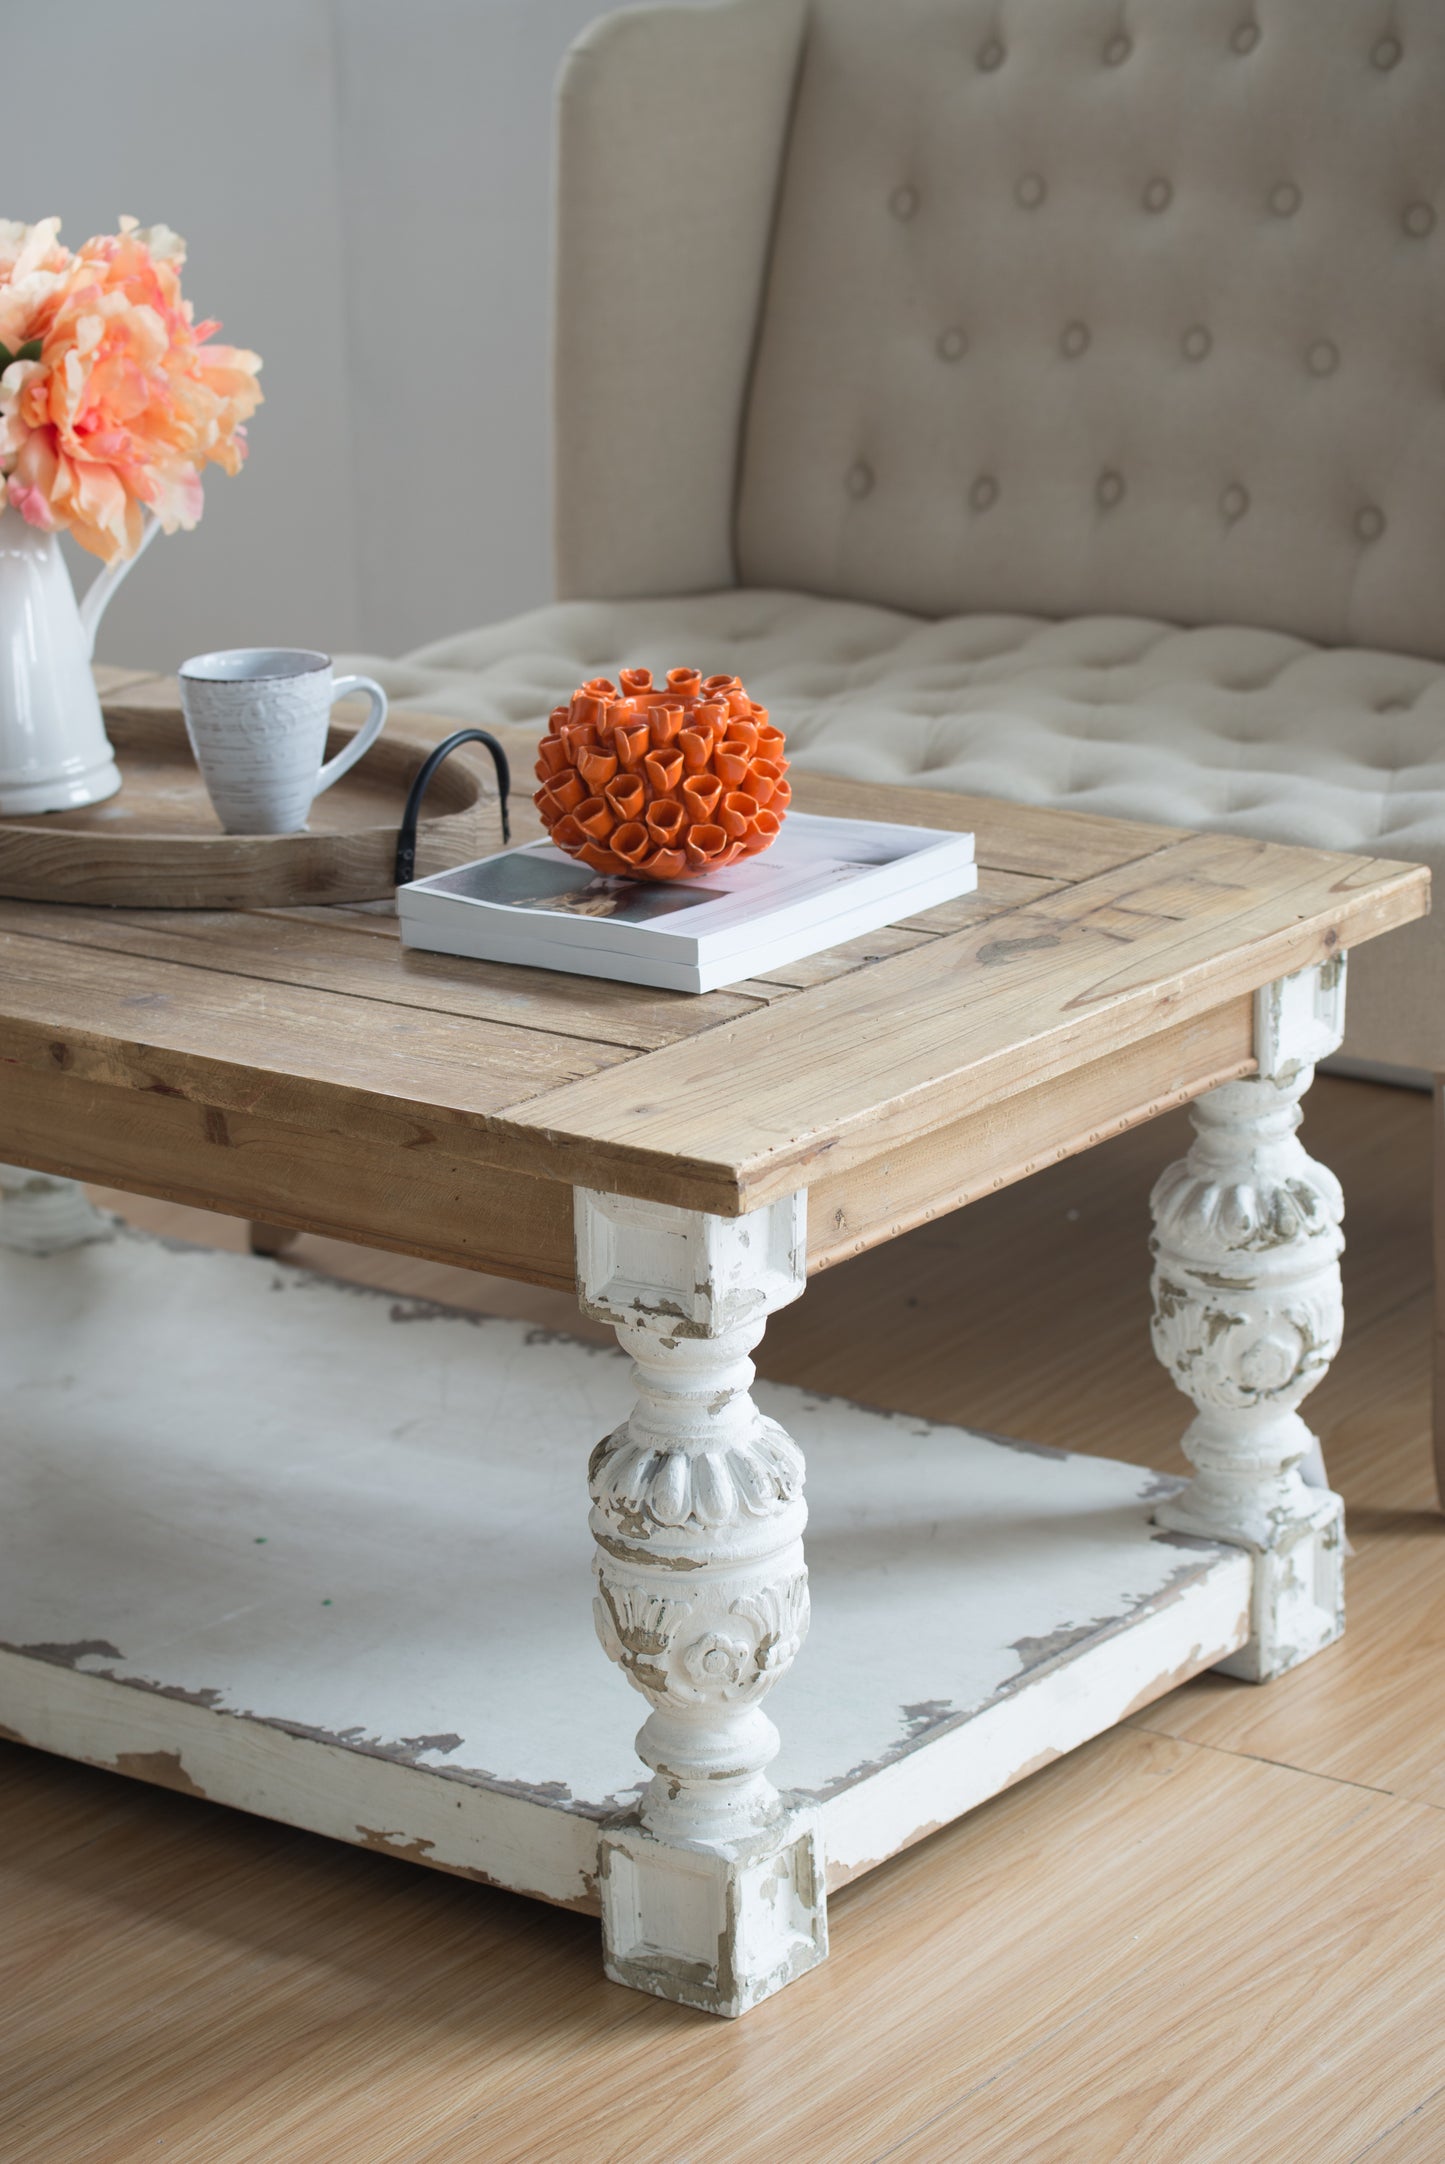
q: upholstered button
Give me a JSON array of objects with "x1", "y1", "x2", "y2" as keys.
[
  {"x1": 1060, "y1": 321, "x2": 1091, "y2": 359},
  {"x1": 938, "y1": 327, "x2": 967, "y2": 361},
  {"x1": 1182, "y1": 325, "x2": 1213, "y2": 361},
  {"x1": 846, "y1": 462, "x2": 874, "y2": 500},
  {"x1": 1231, "y1": 20, "x2": 1260, "y2": 52},
  {"x1": 1355, "y1": 505, "x2": 1386, "y2": 542},
  {"x1": 890, "y1": 184, "x2": 918, "y2": 222},
  {"x1": 1096, "y1": 470, "x2": 1125, "y2": 509},
  {"x1": 977, "y1": 37, "x2": 1005, "y2": 70},
  {"x1": 1143, "y1": 178, "x2": 1173, "y2": 214},
  {"x1": 970, "y1": 475, "x2": 999, "y2": 512},
  {"x1": 1404, "y1": 202, "x2": 1436, "y2": 238},
  {"x1": 1307, "y1": 340, "x2": 1340, "y2": 377},
  {"x1": 1221, "y1": 484, "x2": 1250, "y2": 522},
  {"x1": 1016, "y1": 173, "x2": 1047, "y2": 210},
  {"x1": 1372, "y1": 35, "x2": 1402, "y2": 69},
  {"x1": 1103, "y1": 32, "x2": 1132, "y2": 64},
  {"x1": 1270, "y1": 183, "x2": 1302, "y2": 218}
]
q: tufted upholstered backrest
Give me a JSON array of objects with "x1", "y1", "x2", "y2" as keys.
[{"x1": 733, "y1": 0, "x2": 1445, "y2": 660}]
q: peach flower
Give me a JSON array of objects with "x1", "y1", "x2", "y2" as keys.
[{"x1": 0, "y1": 216, "x2": 261, "y2": 561}]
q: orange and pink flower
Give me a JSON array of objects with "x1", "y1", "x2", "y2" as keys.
[{"x1": 0, "y1": 216, "x2": 261, "y2": 562}]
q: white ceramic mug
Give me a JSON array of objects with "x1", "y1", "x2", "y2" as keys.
[{"x1": 178, "y1": 648, "x2": 388, "y2": 835}]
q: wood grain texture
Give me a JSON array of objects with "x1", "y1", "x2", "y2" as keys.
[
  {"x1": 0, "y1": 927, "x2": 635, "y2": 1120},
  {"x1": 0, "y1": 697, "x2": 499, "y2": 906},
  {"x1": 510, "y1": 833, "x2": 1427, "y2": 1210},
  {"x1": 788, "y1": 766, "x2": 1191, "y2": 881},
  {"x1": 2, "y1": 1074, "x2": 1435, "y2": 2161},
  {"x1": 807, "y1": 1000, "x2": 1254, "y2": 1269},
  {"x1": 0, "y1": 896, "x2": 772, "y2": 1051},
  {"x1": 1, "y1": 702, "x2": 1428, "y2": 1249},
  {"x1": 0, "y1": 1064, "x2": 577, "y2": 1285}
]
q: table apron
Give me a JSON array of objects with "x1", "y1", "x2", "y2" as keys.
[
  {"x1": 2, "y1": 994, "x2": 1253, "y2": 1286},
  {"x1": 808, "y1": 997, "x2": 1255, "y2": 1270},
  {"x1": 0, "y1": 1062, "x2": 576, "y2": 1287}
]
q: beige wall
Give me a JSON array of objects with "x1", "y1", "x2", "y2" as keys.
[{"x1": 10, "y1": 1, "x2": 690, "y2": 672}]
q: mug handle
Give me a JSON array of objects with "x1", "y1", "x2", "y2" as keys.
[{"x1": 315, "y1": 675, "x2": 388, "y2": 796}]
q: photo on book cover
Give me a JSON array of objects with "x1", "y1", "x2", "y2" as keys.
[
  {"x1": 422, "y1": 851, "x2": 726, "y2": 923},
  {"x1": 418, "y1": 817, "x2": 960, "y2": 927}
]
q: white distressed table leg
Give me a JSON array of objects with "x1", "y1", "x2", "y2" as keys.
[
  {"x1": 1150, "y1": 958, "x2": 1348, "y2": 1681},
  {"x1": 0, "y1": 1163, "x2": 111, "y2": 1254},
  {"x1": 576, "y1": 1187, "x2": 826, "y2": 2017}
]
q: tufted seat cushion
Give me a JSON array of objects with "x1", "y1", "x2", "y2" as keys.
[{"x1": 344, "y1": 587, "x2": 1441, "y2": 1071}]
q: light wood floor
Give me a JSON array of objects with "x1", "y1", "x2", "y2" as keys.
[{"x1": 5, "y1": 1075, "x2": 1444, "y2": 2163}]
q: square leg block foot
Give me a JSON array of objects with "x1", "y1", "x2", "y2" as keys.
[
  {"x1": 599, "y1": 1809, "x2": 827, "y2": 2018},
  {"x1": 1159, "y1": 1493, "x2": 1345, "y2": 1683}
]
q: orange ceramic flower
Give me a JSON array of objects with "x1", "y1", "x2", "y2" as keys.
[{"x1": 535, "y1": 668, "x2": 790, "y2": 880}]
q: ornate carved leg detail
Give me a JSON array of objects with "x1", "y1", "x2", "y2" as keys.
[
  {"x1": 1150, "y1": 960, "x2": 1348, "y2": 1681},
  {"x1": 0, "y1": 1163, "x2": 111, "y2": 1254},
  {"x1": 576, "y1": 1187, "x2": 826, "y2": 2017}
]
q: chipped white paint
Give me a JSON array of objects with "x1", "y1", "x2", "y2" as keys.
[
  {"x1": 1151, "y1": 960, "x2": 1347, "y2": 1680},
  {"x1": 820, "y1": 1538, "x2": 1252, "y2": 1883},
  {"x1": 0, "y1": 1164, "x2": 111, "y2": 1255},
  {"x1": 575, "y1": 1187, "x2": 807, "y2": 1338},
  {"x1": 577, "y1": 1187, "x2": 823, "y2": 2015},
  {"x1": 0, "y1": 1228, "x2": 1252, "y2": 2009},
  {"x1": 1254, "y1": 953, "x2": 1347, "y2": 1087}
]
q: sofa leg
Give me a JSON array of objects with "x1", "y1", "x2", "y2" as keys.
[
  {"x1": 1434, "y1": 1079, "x2": 1445, "y2": 1510},
  {"x1": 248, "y1": 1222, "x2": 299, "y2": 1258}
]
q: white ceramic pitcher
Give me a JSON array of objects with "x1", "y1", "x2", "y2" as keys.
[{"x1": 0, "y1": 508, "x2": 158, "y2": 815}]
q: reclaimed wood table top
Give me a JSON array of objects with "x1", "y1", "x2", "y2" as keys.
[{"x1": 0, "y1": 668, "x2": 1428, "y2": 1289}]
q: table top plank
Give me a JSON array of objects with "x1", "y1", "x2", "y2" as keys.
[
  {"x1": 0, "y1": 928, "x2": 638, "y2": 1127},
  {"x1": 0, "y1": 858, "x2": 1064, "y2": 1050},
  {"x1": 0, "y1": 683, "x2": 1429, "y2": 1219},
  {"x1": 787, "y1": 768, "x2": 1189, "y2": 883},
  {"x1": 0, "y1": 898, "x2": 771, "y2": 1053}
]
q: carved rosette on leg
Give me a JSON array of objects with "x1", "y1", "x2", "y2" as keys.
[
  {"x1": 0, "y1": 1163, "x2": 111, "y2": 1254},
  {"x1": 1150, "y1": 962, "x2": 1349, "y2": 1680},
  {"x1": 577, "y1": 1187, "x2": 825, "y2": 2016}
]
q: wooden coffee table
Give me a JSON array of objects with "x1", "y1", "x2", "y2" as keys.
[{"x1": 0, "y1": 673, "x2": 1428, "y2": 2016}]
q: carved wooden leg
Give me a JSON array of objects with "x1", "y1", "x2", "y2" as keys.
[
  {"x1": 1150, "y1": 961, "x2": 1348, "y2": 1682},
  {"x1": 576, "y1": 1187, "x2": 826, "y2": 2017},
  {"x1": 0, "y1": 1163, "x2": 110, "y2": 1254}
]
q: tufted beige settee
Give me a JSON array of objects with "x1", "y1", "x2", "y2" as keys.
[{"x1": 352, "y1": 0, "x2": 1445, "y2": 1410}]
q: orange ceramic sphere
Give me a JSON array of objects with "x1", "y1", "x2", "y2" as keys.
[{"x1": 532, "y1": 666, "x2": 791, "y2": 880}]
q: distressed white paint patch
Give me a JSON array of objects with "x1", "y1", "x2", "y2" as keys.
[{"x1": 0, "y1": 1231, "x2": 1248, "y2": 1903}]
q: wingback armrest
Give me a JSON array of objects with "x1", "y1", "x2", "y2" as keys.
[{"x1": 554, "y1": 0, "x2": 806, "y2": 603}]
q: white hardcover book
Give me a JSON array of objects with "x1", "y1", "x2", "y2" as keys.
[{"x1": 398, "y1": 812, "x2": 978, "y2": 994}]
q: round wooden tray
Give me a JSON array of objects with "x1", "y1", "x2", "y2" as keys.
[{"x1": 0, "y1": 694, "x2": 499, "y2": 907}]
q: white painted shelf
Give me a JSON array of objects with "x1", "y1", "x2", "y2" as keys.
[{"x1": 0, "y1": 1230, "x2": 1250, "y2": 1912}]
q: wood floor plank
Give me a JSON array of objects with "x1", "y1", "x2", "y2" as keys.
[
  {"x1": 7, "y1": 1726, "x2": 1439, "y2": 2164},
  {"x1": 868, "y1": 1776, "x2": 1445, "y2": 2164},
  {"x1": 1349, "y1": 2088, "x2": 1445, "y2": 2164}
]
